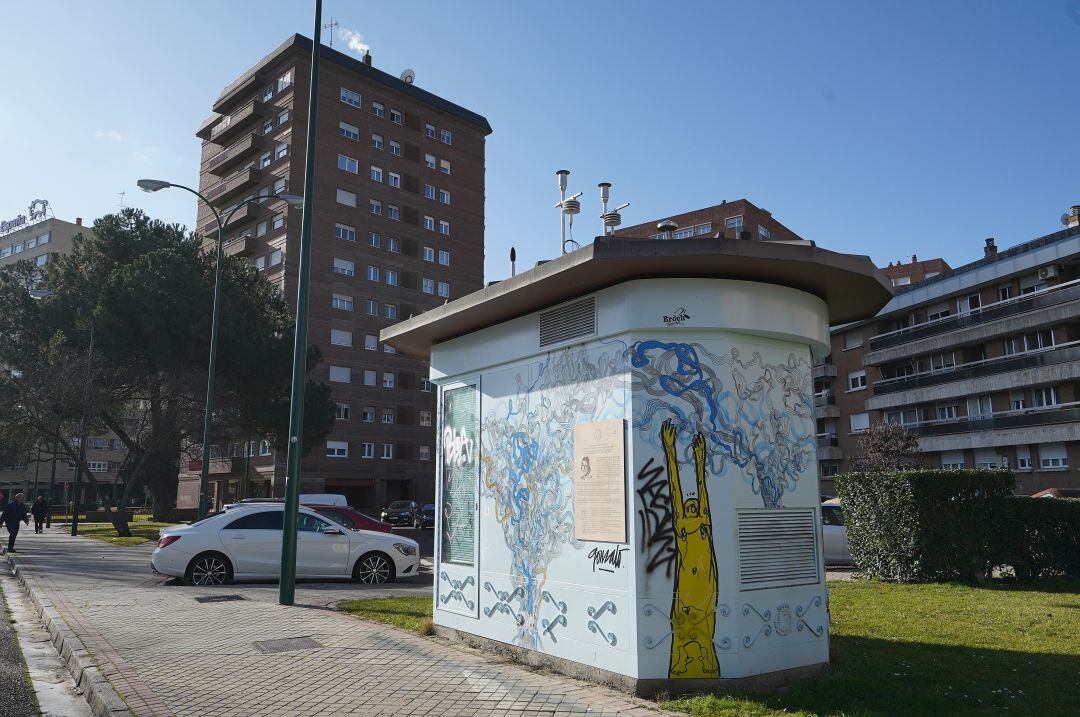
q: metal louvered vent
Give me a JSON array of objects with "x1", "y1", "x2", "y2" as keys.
[
  {"x1": 737, "y1": 509, "x2": 820, "y2": 590},
  {"x1": 538, "y1": 297, "x2": 596, "y2": 348}
]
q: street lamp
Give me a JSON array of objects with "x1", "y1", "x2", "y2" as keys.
[{"x1": 137, "y1": 181, "x2": 302, "y2": 519}]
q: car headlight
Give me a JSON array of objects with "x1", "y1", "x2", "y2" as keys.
[{"x1": 393, "y1": 543, "x2": 417, "y2": 556}]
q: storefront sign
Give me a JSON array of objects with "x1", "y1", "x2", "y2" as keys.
[{"x1": 1, "y1": 199, "x2": 49, "y2": 236}]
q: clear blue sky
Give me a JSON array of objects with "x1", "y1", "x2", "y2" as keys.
[{"x1": 2, "y1": 1, "x2": 1078, "y2": 279}]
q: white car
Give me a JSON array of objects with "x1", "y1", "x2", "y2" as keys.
[
  {"x1": 821, "y1": 500, "x2": 852, "y2": 565},
  {"x1": 151, "y1": 505, "x2": 420, "y2": 586}
]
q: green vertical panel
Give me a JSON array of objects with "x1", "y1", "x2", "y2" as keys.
[{"x1": 441, "y1": 384, "x2": 477, "y2": 565}]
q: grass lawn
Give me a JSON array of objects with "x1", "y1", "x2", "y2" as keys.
[
  {"x1": 340, "y1": 580, "x2": 1079, "y2": 716},
  {"x1": 75, "y1": 521, "x2": 175, "y2": 546}
]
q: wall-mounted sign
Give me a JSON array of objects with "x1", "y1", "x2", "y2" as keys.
[
  {"x1": 1, "y1": 199, "x2": 49, "y2": 236},
  {"x1": 573, "y1": 419, "x2": 627, "y2": 543},
  {"x1": 663, "y1": 307, "x2": 691, "y2": 326}
]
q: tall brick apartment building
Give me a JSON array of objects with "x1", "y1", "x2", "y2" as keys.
[
  {"x1": 816, "y1": 206, "x2": 1080, "y2": 496},
  {"x1": 185, "y1": 35, "x2": 491, "y2": 512}
]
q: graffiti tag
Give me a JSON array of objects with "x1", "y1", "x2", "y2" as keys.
[
  {"x1": 442, "y1": 425, "x2": 474, "y2": 466},
  {"x1": 587, "y1": 545, "x2": 629, "y2": 573},
  {"x1": 636, "y1": 458, "x2": 677, "y2": 578}
]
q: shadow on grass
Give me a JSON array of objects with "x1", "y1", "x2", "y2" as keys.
[{"x1": 669, "y1": 635, "x2": 1079, "y2": 717}]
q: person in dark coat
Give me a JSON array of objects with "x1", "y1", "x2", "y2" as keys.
[
  {"x1": 1, "y1": 493, "x2": 30, "y2": 552},
  {"x1": 30, "y1": 496, "x2": 49, "y2": 534}
]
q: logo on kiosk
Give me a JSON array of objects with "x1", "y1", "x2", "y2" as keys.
[{"x1": 662, "y1": 307, "x2": 691, "y2": 327}]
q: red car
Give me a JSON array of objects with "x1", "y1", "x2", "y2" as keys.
[{"x1": 309, "y1": 504, "x2": 393, "y2": 533}]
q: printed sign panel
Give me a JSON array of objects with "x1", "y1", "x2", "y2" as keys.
[{"x1": 573, "y1": 418, "x2": 627, "y2": 543}]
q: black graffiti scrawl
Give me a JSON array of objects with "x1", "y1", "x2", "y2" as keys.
[{"x1": 636, "y1": 457, "x2": 676, "y2": 578}]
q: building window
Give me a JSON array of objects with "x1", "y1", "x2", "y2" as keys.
[
  {"x1": 885, "y1": 409, "x2": 918, "y2": 427},
  {"x1": 363, "y1": 370, "x2": 377, "y2": 386},
  {"x1": 364, "y1": 334, "x2": 378, "y2": 350},
  {"x1": 383, "y1": 372, "x2": 396, "y2": 389},
  {"x1": 419, "y1": 445, "x2": 431, "y2": 461},
  {"x1": 389, "y1": 140, "x2": 402, "y2": 157},
  {"x1": 381, "y1": 443, "x2": 394, "y2": 459},
  {"x1": 386, "y1": 205, "x2": 400, "y2": 221},
  {"x1": 419, "y1": 410, "x2": 432, "y2": 427},
  {"x1": 422, "y1": 247, "x2": 435, "y2": 262},
  {"x1": 1039, "y1": 443, "x2": 1068, "y2": 469},
  {"x1": 336, "y1": 189, "x2": 357, "y2": 207},
  {"x1": 260, "y1": 152, "x2": 272, "y2": 168},
  {"x1": 330, "y1": 329, "x2": 352, "y2": 347},
  {"x1": 329, "y1": 366, "x2": 351, "y2": 383},
  {"x1": 388, "y1": 172, "x2": 401, "y2": 189},
  {"x1": 256, "y1": 221, "x2": 268, "y2": 237},
  {"x1": 958, "y1": 293, "x2": 981, "y2": 316},
  {"x1": 422, "y1": 277, "x2": 435, "y2": 294},
  {"x1": 365, "y1": 299, "x2": 379, "y2": 315},
  {"x1": 440, "y1": 128, "x2": 452, "y2": 144},
  {"x1": 423, "y1": 215, "x2": 435, "y2": 231},
  {"x1": 361, "y1": 443, "x2": 375, "y2": 459},
  {"x1": 439, "y1": 189, "x2": 451, "y2": 205},
  {"x1": 370, "y1": 165, "x2": 383, "y2": 182},
  {"x1": 372, "y1": 101, "x2": 384, "y2": 118},
  {"x1": 1024, "y1": 328, "x2": 1054, "y2": 351},
  {"x1": 1009, "y1": 390, "x2": 1026, "y2": 411},
  {"x1": 439, "y1": 220, "x2": 450, "y2": 236},
  {"x1": 758, "y1": 225, "x2": 772, "y2": 240},
  {"x1": 424, "y1": 184, "x2": 436, "y2": 200},
  {"x1": 967, "y1": 395, "x2": 992, "y2": 417},
  {"x1": 940, "y1": 450, "x2": 964, "y2": 469},
  {"x1": 367, "y1": 266, "x2": 380, "y2": 282},
  {"x1": 385, "y1": 304, "x2": 398, "y2": 319},
  {"x1": 384, "y1": 344, "x2": 396, "y2": 354},
  {"x1": 439, "y1": 159, "x2": 451, "y2": 175},
  {"x1": 850, "y1": 412, "x2": 870, "y2": 433},
  {"x1": 273, "y1": 177, "x2": 286, "y2": 194},
  {"x1": 369, "y1": 232, "x2": 381, "y2": 248},
  {"x1": 1003, "y1": 336, "x2": 1022, "y2": 355},
  {"x1": 369, "y1": 199, "x2": 382, "y2": 215},
  {"x1": 335, "y1": 223, "x2": 356, "y2": 242},
  {"x1": 425, "y1": 153, "x2": 436, "y2": 169},
  {"x1": 936, "y1": 403, "x2": 959, "y2": 421},
  {"x1": 335, "y1": 403, "x2": 350, "y2": 420},
  {"x1": 341, "y1": 88, "x2": 361, "y2": 107},
  {"x1": 385, "y1": 270, "x2": 399, "y2": 286},
  {"x1": 277, "y1": 109, "x2": 290, "y2": 126},
  {"x1": 362, "y1": 406, "x2": 375, "y2": 423},
  {"x1": 387, "y1": 237, "x2": 400, "y2": 253},
  {"x1": 339, "y1": 121, "x2": 359, "y2": 140},
  {"x1": 262, "y1": 119, "x2": 274, "y2": 135},
  {"x1": 930, "y1": 352, "x2": 955, "y2": 371},
  {"x1": 255, "y1": 256, "x2": 266, "y2": 270},
  {"x1": 332, "y1": 258, "x2": 355, "y2": 276},
  {"x1": 272, "y1": 213, "x2": 285, "y2": 231},
  {"x1": 326, "y1": 441, "x2": 349, "y2": 458},
  {"x1": 338, "y1": 155, "x2": 358, "y2": 174},
  {"x1": 332, "y1": 293, "x2": 353, "y2": 311},
  {"x1": 847, "y1": 370, "x2": 866, "y2": 391},
  {"x1": 438, "y1": 281, "x2": 450, "y2": 298},
  {"x1": 1015, "y1": 446, "x2": 1031, "y2": 470},
  {"x1": 371, "y1": 133, "x2": 383, "y2": 150},
  {"x1": 892, "y1": 276, "x2": 912, "y2": 287},
  {"x1": 439, "y1": 250, "x2": 450, "y2": 266},
  {"x1": 267, "y1": 250, "x2": 283, "y2": 267},
  {"x1": 725, "y1": 215, "x2": 744, "y2": 233},
  {"x1": 420, "y1": 379, "x2": 433, "y2": 392},
  {"x1": 1032, "y1": 386, "x2": 1060, "y2": 408},
  {"x1": 425, "y1": 123, "x2": 436, "y2": 139},
  {"x1": 927, "y1": 302, "x2": 950, "y2": 321},
  {"x1": 382, "y1": 408, "x2": 396, "y2": 424},
  {"x1": 275, "y1": 142, "x2": 288, "y2": 160},
  {"x1": 843, "y1": 331, "x2": 863, "y2": 350},
  {"x1": 998, "y1": 284, "x2": 1014, "y2": 302},
  {"x1": 390, "y1": 108, "x2": 402, "y2": 125}
]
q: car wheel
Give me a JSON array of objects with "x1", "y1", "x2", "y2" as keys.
[
  {"x1": 352, "y1": 551, "x2": 396, "y2": 584},
  {"x1": 185, "y1": 552, "x2": 233, "y2": 586},
  {"x1": 413, "y1": 518, "x2": 421, "y2": 529}
]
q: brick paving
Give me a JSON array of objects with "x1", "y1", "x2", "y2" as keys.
[{"x1": 11, "y1": 530, "x2": 672, "y2": 717}]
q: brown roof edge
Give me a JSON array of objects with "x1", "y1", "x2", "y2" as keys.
[{"x1": 381, "y1": 238, "x2": 893, "y2": 357}]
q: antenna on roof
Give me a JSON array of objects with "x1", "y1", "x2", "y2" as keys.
[
  {"x1": 323, "y1": 17, "x2": 339, "y2": 47},
  {"x1": 510, "y1": 246, "x2": 517, "y2": 277},
  {"x1": 555, "y1": 170, "x2": 581, "y2": 255},
  {"x1": 598, "y1": 182, "x2": 630, "y2": 236}
]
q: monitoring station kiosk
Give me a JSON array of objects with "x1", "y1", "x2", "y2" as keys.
[{"x1": 382, "y1": 237, "x2": 890, "y2": 694}]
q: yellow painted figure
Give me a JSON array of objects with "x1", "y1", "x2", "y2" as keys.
[{"x1": 661, "y1": 418, "x2": 719, "y2": 678}]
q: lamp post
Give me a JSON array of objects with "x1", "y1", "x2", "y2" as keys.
[{"x1": 137, "y1": 181, "x2": 302, "y2": 520}]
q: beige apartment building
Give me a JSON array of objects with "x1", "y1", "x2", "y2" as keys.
[
  {"x1": 816, "y1": 206, "x2": 1080, "y2": 495},
  {"x1": 183, "y1": 35, "x2": 490, "y2": 513}
]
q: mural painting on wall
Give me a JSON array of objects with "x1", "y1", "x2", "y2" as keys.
[
  {"x1": 629, "y1": 339, "x2": 813, "y2": 678},
  {"x1": 480, "y1": 346, "x2": 627, "y2": 648}
]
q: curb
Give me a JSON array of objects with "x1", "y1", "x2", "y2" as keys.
[{"x1": 6, "y1": 554, "x2": 132, "y2": 716}]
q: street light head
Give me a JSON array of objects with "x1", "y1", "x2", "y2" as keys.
[
  {"x1": 277, "y1": 193, "x2": 304, "y2": 206},
  {"x1": 137, "y1": 179, "x2": 171, "y2": 193}
]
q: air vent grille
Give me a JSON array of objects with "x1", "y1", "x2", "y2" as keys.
[
  {"x1": 737, "y1": 509, "x2": 820, "y2": 590},
  {"x1": 538, "y1": 297, "x2": 596, "y2": 348}
]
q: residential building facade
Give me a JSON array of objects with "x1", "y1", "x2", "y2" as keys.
[
  {"x1": 0, "y1": 215, "x2": 86, "y2": 270},
  {"x1": 186, "y1": 35, "x2": 490, "y2": 512},
  {"x1": 817, "y1": 207, "x2": 1080, "y2": 495},
  {"x1": 613, "y1": 199, "x2": 804, "y2": 242}
]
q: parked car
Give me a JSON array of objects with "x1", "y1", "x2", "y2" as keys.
[
  {"x1": 821, "y1": 499, "x2": 852, "y2": 565},
  {"x1": 420, "y1": 503, "x2": 436, "y2": 529},
  {"x1": 151, "y1": 505, "x2": 420, "y2": 586},
  {"x1": 222, "y1": 494, "x2": 348, "y2": 511},
  {"x1": 380, "y1": 500, "x2": 420, "y2": 527},
  {"x1": 310, "y1": 505, "x2": 392, "y2": 533}
]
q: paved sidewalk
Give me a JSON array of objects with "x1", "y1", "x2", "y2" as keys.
[{"x1": 10, "y1": 529, "x2": 673, "y2": 717}]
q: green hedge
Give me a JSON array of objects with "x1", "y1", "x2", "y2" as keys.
[
  {"x1": 835, "y1": 469, "x2": 1024, "y2": 582},
  {"x1": 990, "y1": 496, "x2": 1080, "y2": 580}
]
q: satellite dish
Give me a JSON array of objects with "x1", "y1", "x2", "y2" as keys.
[{"x1": 400, "y1": 69, "x2": 416, "y2": 84}]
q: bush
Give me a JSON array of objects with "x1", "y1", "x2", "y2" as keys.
[
  {"x1": 835, "y1": 469, "x2": 1015, "y2": 582},
  {"x1": 990, "y1": 497, "x2": 1080, "y2": 580}
]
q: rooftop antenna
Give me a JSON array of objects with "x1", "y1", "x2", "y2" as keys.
[
  {"x1": 555, "y1": 169, "x2": 582, "y2": 254},
  {"x1": 657, "y1": 218, "x2": 678, "y2": 241},
  {"x1": 117, "y1": 191, "x2": 126, "y2": 209},
  {"x1": 598, "y1": 182, "x2": 630, "y2": 236},
  {"x1": 510, "y1": 246, "x2": 517, "y2": 277},
  {"x1": 323, "y1": 17, "x2": 339, "y2": 47}
]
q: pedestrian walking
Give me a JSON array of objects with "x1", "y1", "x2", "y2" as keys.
[
  {"x1": 30, "y1": 496, "x2": 49, "y2": 534},
  {"x1": 1, "y1": 493, "x2": 30, "y2": 553}
]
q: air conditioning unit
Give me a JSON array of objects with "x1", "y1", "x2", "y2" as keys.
[{"x1": 1038, "y1": 265, "x2": 1059, "y2": 280}]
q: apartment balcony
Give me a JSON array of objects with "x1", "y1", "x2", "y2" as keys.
[
  {"x1": 223, "y1": 235, "x2": 257, "y2": 257},
  {"x1": 212, "y1": 70, "x2": 272, "y2": 114},
  {"x1": 203, "y1": 99, "x2": 267, "y2": 145},
  {"x1": 814, "y1": 392, "x2": 840, "y2": 419},
  {"x1": 816, "y1": 434, "x2": 843, "y2": 462},
  {"x1": 868, "y1": 280, "x2": 1080, "y2": 352},
  {"x1": 204, "y1": 167, "x2": 263, "y2": 206},
  {"x1": 205, "y1": 133, "x2": 263, "y2": 177},
  {"x1": 910, "y1": 403, "x2": 1080, "y2": 438},
  {"x1": 874, "y1": 342, "x2": 1080, "y2": 396},
  {"x1": 812, "y1": 362, "x2": 837, "y2": 380}
]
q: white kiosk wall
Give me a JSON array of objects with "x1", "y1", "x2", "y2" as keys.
[{"x1": 432, "y1": 279, "x2": 830, "y2": 683}]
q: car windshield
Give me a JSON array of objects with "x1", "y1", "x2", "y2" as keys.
[{"x1": 388, "y1": 501, "x2": 413, "y2": 509}]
